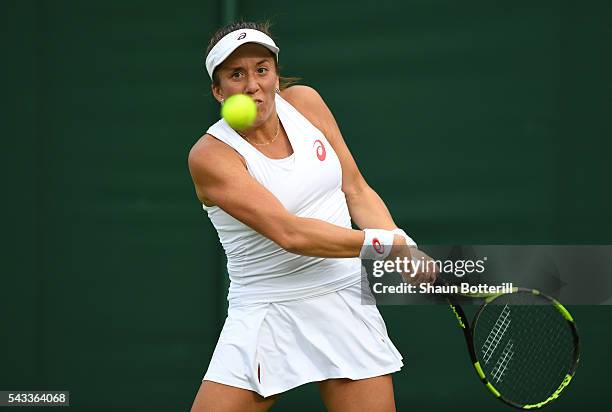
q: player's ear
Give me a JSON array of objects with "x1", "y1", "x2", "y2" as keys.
[{"x1": 211, "y1": 83, "x2": 224, "y2": 104}]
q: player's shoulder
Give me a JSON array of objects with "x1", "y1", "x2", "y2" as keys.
[
  {"x1": 281, "y1": 85, "x2": 331, "y2": 131},
  {"x1": 188, "y1": 134, "x2": 239, "y2": 174},
  {"x1": 281, "y1": 84, "x2": 322, "y2": 101},
  {"x1": 281, "y1": 85, "x2": 327, "y2": 114}
]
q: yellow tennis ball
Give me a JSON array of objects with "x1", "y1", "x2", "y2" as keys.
[{"x1": 221, "y1": 94, "x2": 257, "y2": 130}]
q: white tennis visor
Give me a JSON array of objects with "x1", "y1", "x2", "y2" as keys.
[{"x1": 205, "y1": 29, "x2": 280, "y2": 79}]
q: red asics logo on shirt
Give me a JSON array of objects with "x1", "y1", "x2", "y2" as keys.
[
  {"x1": 372, "y1": 238, "x2": 384, "y2": 254},
  {"x1": 313, "y1": 139, "x2": 326, "y2": 161}
]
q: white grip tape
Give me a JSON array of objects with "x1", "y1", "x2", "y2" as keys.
[
  {"x1": 359, "y1": 229, "x2": 395, "y2": 260},
  {"x1": 392, "y1": 228, "x2": 417, "y2": 247}
]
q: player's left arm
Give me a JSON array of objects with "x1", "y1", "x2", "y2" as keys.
[{"x1": 282, "y1": 85, "x2": 398, "y2": 230}]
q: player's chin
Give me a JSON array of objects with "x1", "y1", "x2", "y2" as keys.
[
  {"x1": 256, "y1": 104, "x2": 274, "y2": 122},
  {"x1": 255, "y1": 108, "x2": 267, "y2": 121}
]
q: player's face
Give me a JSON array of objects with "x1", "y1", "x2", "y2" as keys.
[{"x1": 212, "y1": 43, "x2": 280, "y2": 127}]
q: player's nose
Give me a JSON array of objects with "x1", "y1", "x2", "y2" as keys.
[{"x1": 244, "y1": 74, "x2": 259, "y2": 95}]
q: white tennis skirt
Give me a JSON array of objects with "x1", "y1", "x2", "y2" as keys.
[{"x1": 203, "y1": 281, "x2": 404, "y2": 397}]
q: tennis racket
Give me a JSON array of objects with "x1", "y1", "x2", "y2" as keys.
[{"x1": 434, "y1": 278, "x2": 580, "y2": 409}]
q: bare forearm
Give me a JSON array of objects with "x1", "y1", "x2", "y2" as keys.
[
  {"x1": 282, "y1": 216, "x2": 365, "y2": 257},
  {"x1": 345, "y1": 185, "x2": 397, "y2": 230},
  {"x1": 283, "y1": 215, "x2": 405, "y2": 259},
  {"x1": 279, "y1": 185, "x2": 400, "y2": 257}
]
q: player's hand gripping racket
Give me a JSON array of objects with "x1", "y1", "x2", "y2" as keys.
[{"x1": 432, "y1": 276, "x2": 580, "y2": 409}]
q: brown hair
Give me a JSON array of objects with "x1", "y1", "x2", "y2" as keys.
[{"x1": 205, "y1": 20, "x2": 300, "y2": 90}]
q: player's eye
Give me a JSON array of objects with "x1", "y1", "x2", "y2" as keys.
[
  {"x1": 231, "y1": 71, "x2": 243, "y2": 79},
  {"x1": 256, "y1": 67, "x2": 269, "y2": 74}
]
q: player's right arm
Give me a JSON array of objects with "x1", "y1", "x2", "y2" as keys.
[{"x1": 188, "y1": 135, "x2": 392, "y2": 258}]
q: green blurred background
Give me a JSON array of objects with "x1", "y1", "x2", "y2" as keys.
[{"x1": 2, "y1": 0, "x2": 610, "y2": 410}]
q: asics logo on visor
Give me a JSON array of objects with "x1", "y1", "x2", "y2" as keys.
[
  {"x1": 238, "y1": 32, "x2": 246, "y2": 40},
  {"x1": 372, "y1": 238, "x2": 384, "y2": 254}
]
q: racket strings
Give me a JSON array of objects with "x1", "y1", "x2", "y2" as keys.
[
  {"x1": 480, "y1": 304, "x2": 511, "y2": 365},
  {"x1": 473, "y1": 293, "x2": 575, "y2": 405}
]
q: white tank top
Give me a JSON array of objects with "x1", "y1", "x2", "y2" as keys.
[{"x1": 203, "y1": 94, "x2": 361, "y2": 306}]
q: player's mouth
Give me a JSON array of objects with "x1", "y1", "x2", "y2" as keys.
[{"x1": 254, "y1": 99, "x2": 263, "y2": 106}]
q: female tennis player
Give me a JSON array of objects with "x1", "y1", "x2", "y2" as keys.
[{"x1": 188, "y1": 21, "x2": 436, "y2": 412}]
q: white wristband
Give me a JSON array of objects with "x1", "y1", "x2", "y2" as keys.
[
  {"x1": 360, "y1": 229, "x2": 395, "y2": 260},
  {"x1": 392, "y1": 228, "x2": 417, "y2": 247}
]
